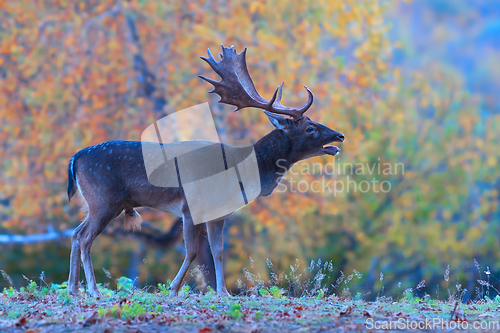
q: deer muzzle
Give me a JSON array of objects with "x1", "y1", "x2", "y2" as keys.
[{"x1": 322, "y1": 132, "x2": 344, "y2": 156}]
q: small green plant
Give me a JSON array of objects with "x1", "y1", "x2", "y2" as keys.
[
  {"x1": 96, "y1": 283, "x2": 115, "y2": 297},
  {"x1": 206, "y1": 286, "x2": 215, "y2": 297},
  {"x1": 57, "y1": 290, "x2": 72, "y2": 304},
  {"x1": 259, "y1": 288, "x2": 270, "y2": 297},
  {"x1": 255, "y1": 310, "x2": 263, "y2": 321},
  {"x1": 97, "y1": 306, "x2": 108, "y2": 318},
  {"x1": 316, "y1": 289, "x2": 325, "y2": 300},
  {"x1": 98, "y1": 302, "x2": 147, "y2": 319},
  {"x1": 121, "y1": 303, "x2": 147, "y2": 319},
  {"x1": 259, "y1": 286, "x2": 284, "y2": 298},
  {"x1": 27, "y1": 280, "x2": 38, "y2": 294},
  {"x1": 117, "y1": 276, "x2": 134, "y2": 293},
  {"x1": 3, "y1": 286, "x2": 16, "y2": 297},
  {"x1": 270, "y1": 286, "x2": 284, "y2": 299},
  {"x1": 158, "y1": 280, "x2": 171, "y2": 296},
  {"x1": 17, "y1": 280, "x2": 48, "y2": 298},
  {"x1": 181, "y1": 285, "x2": 191, "y2": 297},
  {"x1": 427, "y1": 299, "x2": 437, "y2": 306},
  {"x1": 404, "y1": 291, "x2": 414, "y2": 302},
  {"x1": 98, "y1": 304, "x2": 119, "y2": 318},
  {"x1": 150, "y1": 304, "x2": 162, "y2": 315},
  {"x1": 50, "y1": 282, "x2": 68, "y2": 294},
  {"x1": 227, "y1": 303, "x2": 244, "y2": 319}
]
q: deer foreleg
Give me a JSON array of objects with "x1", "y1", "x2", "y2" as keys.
[
  {"x1": 169, "y1": 210, "x2": 203, "y2": 296},
  {"x1": 207, "y1": 219, "x2": 229, "y2": 296}
]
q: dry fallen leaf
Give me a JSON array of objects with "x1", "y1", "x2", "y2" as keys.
[
  {"x1": 199, "y1": 328, "x2": 212, "y2": 333},
  {"x1": 83, "y1": 311, "x2": 98, "y2": 327},
  {"x1": 14, "y1": 316, "x2": 27, "y2": 327},
  {"x1": 340, "y1": 305, "x2": 355, "y2": 316}
]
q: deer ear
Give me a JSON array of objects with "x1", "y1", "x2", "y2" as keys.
[{"x1": 264, "y1": 111, "x2": 293, "y2": 130}]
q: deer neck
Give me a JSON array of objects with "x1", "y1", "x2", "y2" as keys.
[{"x1": 253, "y1": 129, "x2": 296, "y2": 196}]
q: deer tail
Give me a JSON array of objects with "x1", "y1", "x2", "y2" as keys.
[{"x1": 67, "y1": 155, "x2": 78, "y2": 202}]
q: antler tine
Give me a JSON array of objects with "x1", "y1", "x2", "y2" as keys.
[
  {"x1": 268, "y1": 84, "x2": 280, "y2": 106},
  {"x1": 268, "y1": 82, "x2": 312, "y2": 119},
  {"x1": 298, "y1": 85, "x2": 314, "y2": 115},
  {"x1": 200, "y1": 48, "x2": 223, "y2": 77},
  {"x1": 198, "y1": 75, "x2": 219, "y2": 93},
  {"x1": 198, "y1": 45, "x2": 314, "y2": 120}
]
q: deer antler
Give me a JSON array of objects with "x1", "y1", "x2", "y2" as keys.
[{"x1": 199, "y1": 45, "x2": 313, "y2": 120}]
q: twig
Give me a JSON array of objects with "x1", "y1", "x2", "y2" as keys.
[{"x1": 449, "y1": 301, "x2": 458, "y2": 320}]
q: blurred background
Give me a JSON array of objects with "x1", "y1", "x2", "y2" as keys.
[{"x1": 0, "y1": 0, "x2": 499, "y2": 301}]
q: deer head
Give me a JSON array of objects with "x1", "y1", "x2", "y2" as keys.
[{"x1": 199, "y1": 45, "x2": 344, "y2": 164}]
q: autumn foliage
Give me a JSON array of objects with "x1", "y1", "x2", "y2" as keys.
[{"x1": 0, "y1": 0, "x2": 499, "y2": 298}]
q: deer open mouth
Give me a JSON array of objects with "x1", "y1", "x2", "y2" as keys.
[{"x1": 322, "y1": 145, "x2": 341, "y2": 156}]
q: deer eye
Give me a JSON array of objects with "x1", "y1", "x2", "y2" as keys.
[{"x1": 306, "y1": 126, "x2": 314, "y2": 133}]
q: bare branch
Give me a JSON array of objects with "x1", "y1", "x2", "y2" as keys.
[{"x1": 0, "y1": 219, "x2": 183, "y2": 248}]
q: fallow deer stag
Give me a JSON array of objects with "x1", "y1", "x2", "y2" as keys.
[{"x1": 67, "y1": 45, "x2": 344, "y2": 297}]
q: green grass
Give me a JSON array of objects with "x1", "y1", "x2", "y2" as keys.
[
  {"x1": 1, "y1": 259, "x2": 499, "y2": 331},
  {"x1": 1, "y1": 279, "x2": 500, "y2": 332}
]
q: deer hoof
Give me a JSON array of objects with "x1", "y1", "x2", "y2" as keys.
[
  {"x1": 68, "y1": 288, "x2": 80, "y2": 296},
  {"x1": 168, "y1": 290, "x2": 179, "y2": 297},
  {"x1": 88, "y1": 289, "x2": 103, "y2": 298}
]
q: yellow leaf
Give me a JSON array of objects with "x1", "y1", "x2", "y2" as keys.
[
  {"x1": 476, "y1": 139, "x2": 484, "y2": 149},
  {"x1": 249, "y1": 2, "x2": 261, "y2": 14},
  {"x1": 62, "y1": 76, "x2": 74, "y2": 85},
  {"x1": 357, "y1": 76, "x2": 369, "y2": 86},
  {"x1": 420, "y1": 97, "x2": 429, "y2": 108},
  {"x1": 393, "y1": 68, "x2": 401, "y2": 80},
  {"x1": 64, "y1": 36, "x2": 75, "y2": 47},
  {"x1": 109, "y1": 39, "x2": 120, "y2": 51},
  {"x1": 376, "y1": 62, "x2": 386, "y2": 71}
]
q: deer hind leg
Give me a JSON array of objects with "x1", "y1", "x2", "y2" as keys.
[
  {"x1": 68, "y1": 221, "x2": 85, "y2": 295},
  {"x1": 207, "y1": 219, "x2": 229, "y2": 296},
  {"x1": 77, "y1": 207, "x2": 121, "y2": 298},
  {"x1": 169, "y1": 209, "x2": 203, "y2": 296}
]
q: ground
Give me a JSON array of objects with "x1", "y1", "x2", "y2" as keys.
[{"x1": 1, "y1": 280, "x2": 500, "y2": 332}]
